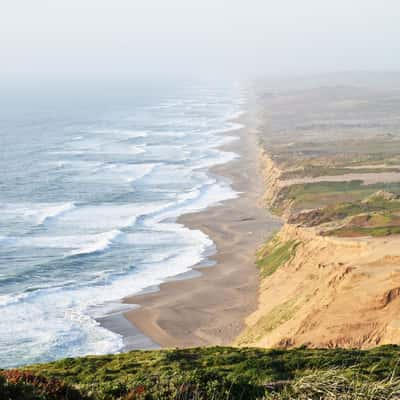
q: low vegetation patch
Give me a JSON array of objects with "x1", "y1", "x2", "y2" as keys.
[
  {"x1": 274, "y1": 180, "x2": 369, "y2": 215},
  {"x1": 280, "y1": 165, "x2": 400, "y2": 180},
  {"x1": 290, "y1": 191, "x2": 400, "y2": 227},
  {"x1": 288, "y1": 191, "x2": 400, "y2": 238},
  {"x1": 325, "y1": 224, "x2": 400, "y2": 238},
  {"x1": 236, "y1": 299, "x2": 299, "y2": 346},
  {"x1": 0, "y1": 370, "x2": 85, "y2": 400},
  {"x1": 276, "y1": 181, "x2": 400, "y2": 215},
  {"x1": 256, "y1": 237, "x2": 300, "y2": 278},
  {"x1": 266, "y1": 368, "x2": 400, "y2": 399}
]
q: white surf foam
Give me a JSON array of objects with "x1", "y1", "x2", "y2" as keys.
[
  {"x1": 0, "y1": 202, "x2": 76, "y2": 227},
  {"x1": 228, "y1": 110, "x2": 246, "y2": 120},
  {"x1": 89, "y1": 129, "x2": 148, "y2": 138},
  {"x1": 0, "y1": 86, "x2": 247, "y2": 368},
  {"x1": 33, "y1": 203, "x2": 76, "y2": 225},
  {"x1": 69, "y1": 229, "x2": 122, "y2": 256},
  {"x1": 94, "y1": 163, "x2": 158, "y2": 184},
  {"x1": 53, "y1": 203, "x2": 165, "y2": 233},
  {"x1": 0, "y1": 294, "x2": 19, "y2": 307},
  {"x1": 0, "y1": 218, "x2": 213, "y2": 367},
  {"x1": 14, "y1": 230, "x2": 122, "y2": 257}
]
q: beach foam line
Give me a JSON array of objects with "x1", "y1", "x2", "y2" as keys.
[
  {"x1": 89, "y1": 129, "x2": 148, "y2": 138},
  {"x1": 50, "y1": 143, "x2": 147, "y2": 156},
  {"x1": 228, "y1": 109, "x2": 247, "y2": 120},
  {"x1": 142, "y1": 177, "x2": 237, "y2": 228},
  {"x1": 152, "y1": 130, "x2": 186, "y2": 138},
  {"x1": 99, "y1": 163, "x2": 159, "y2": 184},
  {"x1": 6, "y1": 229, "x2": 123, "y2": 258},
  {"x1": 0, "y1": 294, "x2": 17, "y2": 307},
  {"x1": 69, "y1": 229, "x2": 123, "y2": 256},
  {"x1": 33, "y1": 202, "x2": 76, "y2": 225},
  {"x1": 0, "y1": 202, "x2": 77, "y2": 227}
]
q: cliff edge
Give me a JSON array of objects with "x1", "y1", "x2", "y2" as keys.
[{"x1": 238, "y1": 83, "x2": 400, "y2": 349}]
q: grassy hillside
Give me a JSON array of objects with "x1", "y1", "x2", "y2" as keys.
[{"x1": 1, "y1": 345, "x2": 399, "y2": 399}]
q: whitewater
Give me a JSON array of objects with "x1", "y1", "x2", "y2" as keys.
[{"x1": 0, "y1": 82, "x2": 244, "y2": 367}]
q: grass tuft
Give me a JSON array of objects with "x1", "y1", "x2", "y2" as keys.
[{"x1": 256, "y1": 237, "x2": 300, "y2": 278}]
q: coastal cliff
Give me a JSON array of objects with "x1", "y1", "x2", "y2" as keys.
[
  {"x1": 258, "y1": 149, "x2": 297, "y2": 222},
  {"x1": 239, "y1": 84, "x2": 400, "y2": 349},
  {"x1": 237, "y1": 220, "x2": 400, "y2": 348}
]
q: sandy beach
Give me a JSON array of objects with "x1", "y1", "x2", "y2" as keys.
[{"x1": 123, "y1": 119, "x2": 281, "y2": 347}]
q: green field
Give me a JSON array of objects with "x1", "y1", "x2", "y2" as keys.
[
  {"x1": 277, "y1": 181, "x2": 400, "y2": 213},
  {"x1": 280, "y1": 165, "x2": 400, "y2": 180}
]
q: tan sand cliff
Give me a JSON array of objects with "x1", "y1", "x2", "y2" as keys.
[
  {"x1": 237, "y1": 151, "x2": 400, "y2": 349},
  {"x1": 259, "y1": 149, "x2": 283, "y2": 207}
]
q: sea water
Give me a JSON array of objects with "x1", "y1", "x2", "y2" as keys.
[{"x1": 0, "y1": 80, "x2": 244, "y2": 367}]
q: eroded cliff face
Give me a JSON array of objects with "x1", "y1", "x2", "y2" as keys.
[
  {"x1": 237, "y1": 153, "x2": 400, "y2": 349},
  {"x1": 259, "y1": 149, "x2": 282, "y2": 207},
  {"x1": 258, "y1": 150, "x2": 296, "y2": 219},
  {"x1": 237, "y1": 222, "x2": 400, "y2": 348}
]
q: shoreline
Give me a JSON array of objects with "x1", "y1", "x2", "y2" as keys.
[{"x1": 121, "y1": 119, "x2": 281, "y2": 348}]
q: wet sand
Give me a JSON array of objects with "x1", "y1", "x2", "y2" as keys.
[{"x1": 123, "y1": 122, "x2": 281, "y2": 347}]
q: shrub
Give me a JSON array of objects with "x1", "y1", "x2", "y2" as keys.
[{"x1": 0, "y1": 370, "x2": 86, "y2": 400}]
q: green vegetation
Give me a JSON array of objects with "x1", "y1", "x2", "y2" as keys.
[
  {"x1": 274, "y1": 180, "x2": 370, "y2": 215},
  {"x1": 271, "y1": 180, "x2": 400, "y2": 223},
  {"x1": 290, "y1": 193, "x2": 400, "y2": 227},
  {"x1": 236, "y1": 299, "x2": 299, "y2": 346},
  {"x1": 267, "y1": 368, "x2": 400, "y2": 399},
  {"x1": 280, "y1": 165, "x2": 400, "y2": 180},
  {"x1": 2, "y1": 346, "x2": 398, "y2": 399},
  {"x1": 325, "y1": 224, "x2": 400, "y2": 238},
  {"x1": 288, "y1": 190, "x2": 400, "y2": 238},
  {"x1": 0, "y1": 370, "x2": 85, "y2": 400},
  {"x1": 279, "y1": 180, "x2": 400, "y2": 213},
  {"x1": 256, "y1": 237, "x2": 300, "y2": 278}
]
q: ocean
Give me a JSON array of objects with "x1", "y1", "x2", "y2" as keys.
[{"x1": 0, "y1": 80, "x2": 244, "y2": 367}]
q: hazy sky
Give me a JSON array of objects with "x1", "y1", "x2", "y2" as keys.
[{"x1": 1, "y1": 0, "x2": 400, "y2": 81}]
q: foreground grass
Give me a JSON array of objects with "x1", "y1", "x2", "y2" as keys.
[
  {"x1": 267, "y1": 368, "x2": 400, "y2": 399},
  {"x1": 2, "y1": 346, "x2": 398, "y2": 399}
]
